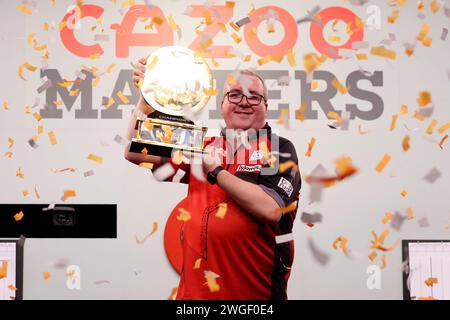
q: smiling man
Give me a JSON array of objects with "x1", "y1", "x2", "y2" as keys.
[{"x1": 124, "y1": 58, "x2": 301, "y2": 300}]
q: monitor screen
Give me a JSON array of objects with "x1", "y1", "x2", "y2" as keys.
[
  {"x1": 0, "y1": 239, "x2": 24, "y2": 300},
  {"x1": 403, "y1": 240, "x2": 450, "y2": 300}
]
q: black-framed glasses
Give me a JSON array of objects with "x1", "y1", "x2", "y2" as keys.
[{"x1": 224, "y1": 91, "x2": 266, "y2": 106}]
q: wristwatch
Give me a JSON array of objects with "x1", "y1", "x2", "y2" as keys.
[{"x1": 207, "y1": 166, "x2": 224, "y2": 185}]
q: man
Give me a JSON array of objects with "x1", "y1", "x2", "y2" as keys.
[{"x1": 125, "y1": 57, "x2": 301, "y2": 299}]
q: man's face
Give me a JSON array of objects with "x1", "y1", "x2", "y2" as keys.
[{"x1": 221, "y1": 75, "x2": 267, "y2": 130}]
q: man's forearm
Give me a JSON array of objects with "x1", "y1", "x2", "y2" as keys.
[{"x1": 216, "y1": 170, "x2": 281, "y2": 224}]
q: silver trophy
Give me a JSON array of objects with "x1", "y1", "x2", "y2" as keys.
[{"x1": 129, "y1": 46, "x2": 212, "y2": 157}]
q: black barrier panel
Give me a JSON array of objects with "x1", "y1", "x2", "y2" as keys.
[{"x1": 0, "y1": 204, "x2": 116, "y2": 238}]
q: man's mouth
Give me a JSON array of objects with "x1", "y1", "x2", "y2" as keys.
[{"x1": 234, "y1": 110, "x2": 253, "y2": 115}]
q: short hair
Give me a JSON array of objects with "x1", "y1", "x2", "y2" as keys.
[{"x1": 223, "y1": 69, "x2": 268, "y2": 101}]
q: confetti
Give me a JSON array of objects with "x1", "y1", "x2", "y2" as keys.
[
  {"x1": 16, "y1": 4, "x2": 33, "y2": 14},
  {"x1": 402, "y1": 135, "x2": 410, "y2": 152},
  {"x1": 389, "y1": 114, "x2": 398, "y2": 131},
  {"x1": 439, "y1": 134, "x2": 448, "y2": 149},
  {"x1": 332, "y1": 236, "x2": 349, "y2": 254},
  {"x1": 34, "y1": 185, "x2": 40, "y2": 199},
  {"x1": 22, "y1": 189, "x2": 29, "y2": 197},
  {"x1": 215, "y1": 203, "x2": 227, "y2": 219},
  {"x1": 48, "y1": 131, "x2": 57, "y2": 145},
  {"x1": 425, "y1": 277, "x2": 438, "y2": 287},
  {"x1": 426, "y1": 119, "x2": 438, "y2": 134},
  {"x1": 390, "y1": 211, "x2": 407, "y2": 231},
  {"x1": 370, "y1": 47, "x2": 397, "y2": 60},
  {"x1": 423, "y1": 167, "x2": 441, "y2": 183},
  {"x1": 0, "y1": 261, "x2": 7, "y2": 279},
  {"x1": 380, "y1": 255, "x2": 387, "y2": 270},
  {"x1": 33, "y1": 112, "x2": 42, "y2": 122},
  {"x1": 138, "y1": 162, "x2": 154, "y2": 170},
  {"x1": 368, "y1": 251, "x2": 378, "y2": 261},
  {"x1": 83, "y1": 170, "x2": 95, "y2": 178},
  {"x1": 63, "y1": 190, "x2": 76, "y2": 199},
  {"x1": 18, "y1": 62, "x2": 37, "y2": 81},
  {"x1": 276, "y1": 201, "x2": 298, "y2": 215},
  {"x1": 204, "y1": 270, "x2": 220, "y2": 292},
  {"x1": 14, "y1": 211, "x2": 24, "y2": 221},
  {"x1": 279, "y1": 160, "x2": 298, "y2": 174},
  {"x1": 406, "y1": 207, "x2": 414, "y2": 220},
  {"x1": 301, "y1": 212, "x2": 322, "y2": 225},
  {"x1": 16, "y1": 168, "x2": 25, "y2": 179},
  {"x1": 116, "y1": 91, "x2": 129, "y2": 104},
  {"x1": 418, "y1": 217, "x2": 430, "y2": 228},
  {"x1": 331, "y1": 78, "x2": 347, "y2": 94},
  {"x1": 438, "y1": 122, "x2": 450, "y2": 134},
  {"x1": 43, "y1": 271, "x2": 51, "y2": 280},
  {"x1": 193, "y1": 258, "x2": 201, "y2": 269},
  {"x1": 177, "y1": 208, "x2": 191, "y2": 222},
  {"x1": 167, "y1": 287, "x2": 178, "y2": 300},
  {"x1": 305, "y1": 137, "x2": 316, "y2": 157},
  {"x1": 308, "y1": 237, "x2": 330, "y2": 266},
  {"x1": 375, "y1": 154, "x2": 391, "y2": 173},
  {"x1": 381, "y1": 212, "x2": 394, "y2": 224},
  {"x1": 417, "y1": 91, "x2": 432, "y2": 107},
  {"x1": 87, "y1": 153, "x2": 103, "y2": 164}
]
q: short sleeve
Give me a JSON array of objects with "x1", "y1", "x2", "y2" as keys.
[{"x1": 258, "y1": 139, "x2": 301, "y2": 208}]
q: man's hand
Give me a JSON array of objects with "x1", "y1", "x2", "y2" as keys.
[
  {"x1": 132, "y1": 57, "x2": 147, "y2": 87},
  {"x1": 202, "y1": 145, "x2": 224, "y2": 174}
]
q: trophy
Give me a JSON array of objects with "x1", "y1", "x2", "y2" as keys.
[{"x1": 129, "y1": 46, "x2": 212, "y2": 158}]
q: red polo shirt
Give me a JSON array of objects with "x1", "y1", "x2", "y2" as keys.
[{"x1": 164, "y1": 124, "x2": 301, "y2": 300}]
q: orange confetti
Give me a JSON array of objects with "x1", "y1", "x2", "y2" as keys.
[
  {"x1": 381, "y1": 212, "x2": 394, "y2": 225},
  {"x1": 193, "y1": 258, "x2": 201, "y2": 269},
  {"x1": 204, "y1": 271, "x2": 220, "y2": 292},
  {"x1": 16, "y1": 168, "x2": 24, "y2": 179},
  {"x1": 138, "y1": 163, "x2": 155, "y2": 170},
  {"x1": 368, "y1": 251, "x2": 378, "y2": 261},
  {"x1": 177, "y1": 208, "x2": 191, "y2": 222},
  {"x1": 389, "y1": 114, "x2": 398, "y2": 131},
  {"x1": 331, "y1": 78, "x2": 347, "y2": 94},
  {"x1": 305, "y1": 137, "x2": 316, "y2": 157},
  {"x1": 438, "y1": 134, "x2": 448, "y2": 149},
  {"x1": 215, "y1": 203, "x2": 227, "y2": 219},
  {"x1": 425, "y1": 277, "x2": 438, "y2": 287},
  {"x1": 400, "y1": 104, "x2": 408, "y2": 115},
  {"x1": 43, "y1": 271, "x2": 51, "y2": 280},
  {"x1": 370, "y1": 47, "x2": 397, "y2": 60},
  {"x1": 16, "y1": 4, "x2": 32, "y2": 14},
  {"x1": 375, "y1": 154, "x2": 391, "y2": 173},
  {"x1": 279, "y1": 160, "x2": 298, "y2": 174},
  {"x1": 33, "y1": 112, "x2": 42, "y2": 122},
  {"x1": 87, "y1": 153, "x2": 103, "y2": 164},
  {"x1": 438, "y1": 122, "x2": 450, "y2": 134},
  {"x1": 8, "y1": 284, "x2": 17, "y2": 291},
  {"x1": 48, "y1": 131, "x2": 57, "y2": 145},
  {"x1": 18, "y1": 62, "x2": 37, "y2": 81},
  {"x1": 380, "y1": 254, "x2": 387, "y2": 270},
  {"x1": 22, "y1": 189, "x2": 29, "y2": 197},
  {"x1": 14, "y1": 211, "x2": 24, "y2": 221},
  {"x1": 117, "y1": 91, "x2": 129, "y2": 104},
  {"x1": 426, "y1": 119, "x2": 438, "y2": 135},
  {"x1": 63, "y1": 190, "x2": 76, "y2": 199},
  {"x1": 417, "y1": 91, "x2": 431, "y2": 106},
  {"x1": 406, "y1": 207, "x2": 414, "y2": 220},
  {"x1": 276, "y1": 201, "x2": 298, "y2": 215},
  {"x1": 402, "y1": 135, "x2": 410, "y2": 152},
  {"x1": 401, "y1": 190, "x2": 408, "y2": 197},
  {"x1": 167, "y1": 287, "x2": 178, "y2": 300}
]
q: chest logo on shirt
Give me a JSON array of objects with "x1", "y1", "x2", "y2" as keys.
[
  {"x1": 277, "y1": 177, "x2": 293, "y2": 197},
  {"x1": 249, "y1": 150, "x2": 264, "y2": 161},
  {"x1": 236, "y1": 165, "x2": 262, "y2": 173}
]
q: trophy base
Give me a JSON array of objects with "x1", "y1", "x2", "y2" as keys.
[{"x1": 129, "y1": 111, "x2": 207, "y2": 158}]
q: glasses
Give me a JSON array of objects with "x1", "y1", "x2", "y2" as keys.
[{"x1": 225, "y1": 91, "x2": 266, "y2": 106}]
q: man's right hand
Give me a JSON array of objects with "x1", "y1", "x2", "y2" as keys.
[{"x1": 133, "y1": 57, "x2": 147, "y2": 86}]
